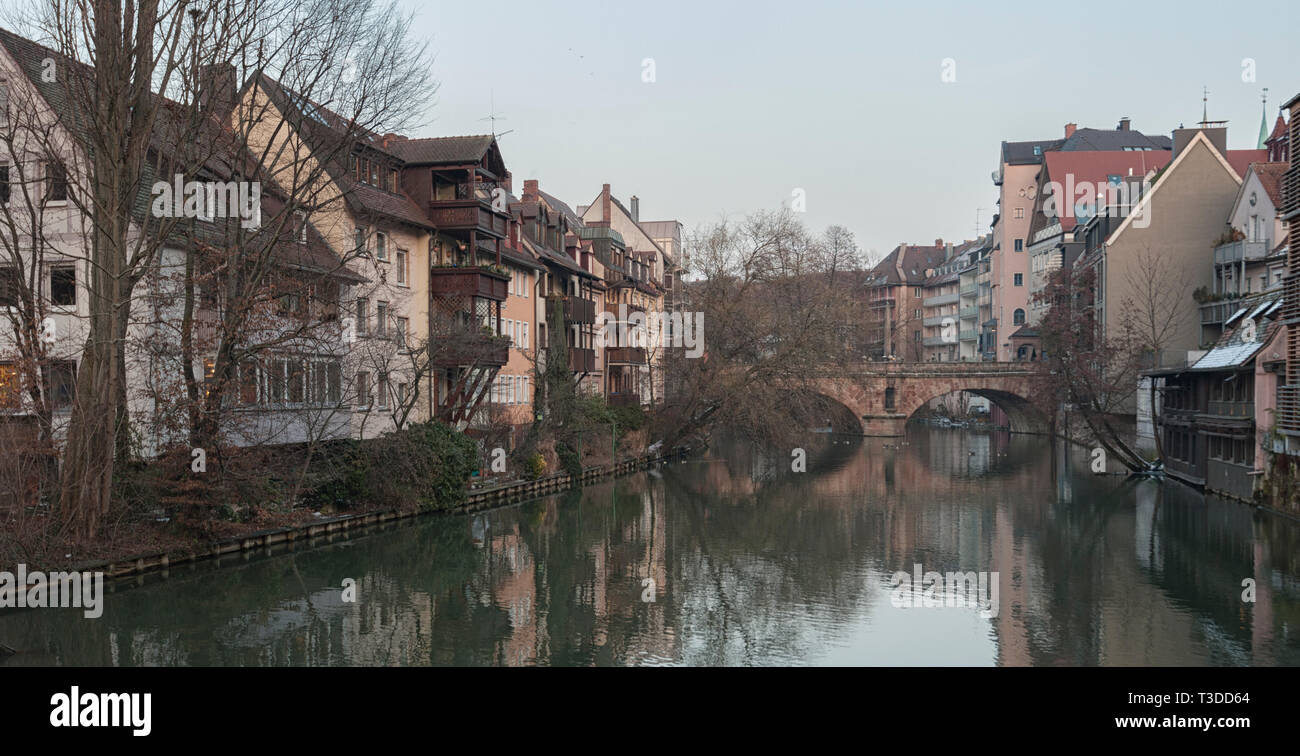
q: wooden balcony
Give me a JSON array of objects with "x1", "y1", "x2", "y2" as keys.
[
  {"x1": 608, "y1": 392, "x2": 640, "y2": 408},
  {"x1": 551, "y1": 296, "x2": 596, "y2": 324},
  {"x1": 429, "y1": 266, "x2": 509, "y2": 301},
  {"x1": 606, "y1": 347, "x2": 646, "y2": 365},
  {"x1": 428, "y1": 198, "x2": 510, "y2": 239},
  {"x1": 569, "y1": 347, "x2": 596, "y2": 373},
  {"x1": 431, "y1": 332, "x2": 509, "y2": 367}
]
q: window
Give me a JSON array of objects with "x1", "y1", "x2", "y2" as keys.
[
  {"x1": 356, "y1": 298, "x2": 369, "y2": 335},
  {"x1": 0, "y1": 362, "x2": 19, "y2": 409},
  {"x1": 1014, "y1": 273, "x2": 1023, "y2": 286},
  {"x1": 395, "y1": 249, "x2": 407, "y2": 285},
  {"x1": 326, "y1": 361, "x2": 341, "y2": 404},
  {"x1": 1013, "y1": 308, "x2": 1025, "y2": 325},
  {"x1": 51, "y1": 265, "x2": 76, "y2": 307},
  {"x1": 47, "y1": 161, "x2": 68, "y2": 202},
  {"x1": 913, "y1": 287, "x2": 922, "y2": 297},
  {"x1": 395, "y1": 316, "x2": 408, "y2": 347},
  {"x1": 1014, "y1": 239, "x2": 1023, "y2": 252},
  {"x1": 0, "y1": 265, "x2": 19, "y2": 307},
  {"x1": 355, "y1": 227, "x2": 366, "y2": 254},
  {"x1": 356, "y1": 371, "x2": 370, "y2": 406},
  {"x1": 239, "y1": 361, "x2": 259, "y2": 405},
  {"x1": 0, "y1": 164, "x2": 9, "y2": 204},
  {"x1": 375, "y1": 232, "x2": 387, "y2": 261},
  {"x1": 377, "y1": 373, "x2": 389, "y2": 408},
  {"x1": 288, "y1": 361, "x2": 305, "y2": 403},
  {"x1": 375, "y1": 301, "x2": 388, "y2": 339},
  {"x1": 390, "y1": 169, "x2": 400, "y2": 193},
  {"x1": 1014, "y1": 208, "x2": 1024, "y2": 219},
  {"x1": 397, "y1": 382, "x2": 408, "y2": 406},
  {"x1": 270, "y1": 360, "x2": 287, "y2": 403},
  {"x1": 0, "y1": 82, "x2": 7, "y2": 127},
  {"x1": 521, "y1": 321, "x2": 528, "y2": 350}
]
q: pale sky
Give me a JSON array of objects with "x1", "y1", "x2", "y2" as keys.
[{"x1": 402, "y1": 0, "x2": 1298, "y2": 263}]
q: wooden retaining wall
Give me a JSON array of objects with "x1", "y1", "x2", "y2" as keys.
[{"x1": 72, "y1": 447, "x2": 691, "y2": 581}]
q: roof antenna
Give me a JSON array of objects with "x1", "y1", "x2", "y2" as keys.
[
  {"x1": 1201, "y1": 85, "x2": 1209, "y2": 127},
  {"x1": 480, "y1": 91, "x2": 514, "y2": 140}
]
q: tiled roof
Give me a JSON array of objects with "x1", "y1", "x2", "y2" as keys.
[
  {"x1": 1060, "y1": 128, "x2": 1171, "y2": 152},
  {"x1": 1225, "y1": 149, "x2": 1269, "y2": 179},
  {"x1": 387, "y1": 135, "x2": 496, "y2": 165},
  {"x1": 1250, "y1": 162, "x2": 1289, "y2": 207},
  {"x1": 1041, "y1": 150, "x2": 1174, "y2": 231}
]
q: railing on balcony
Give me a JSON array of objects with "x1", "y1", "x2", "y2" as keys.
[
  {"x1": 431, "y1": 331, "x2": 510, "y2": 367},
  {"x1": 1213, "y1": 240, "x2": 1271, "y2": 265},
  {"x1": 922, "y1": 292, "x2": 959, "y2": 307},
  {"x1": 869, "y1": 296, "x2": 896, "y2": 308},
  {"x1": 959, "y1": 329, "x2": 977, "y2": 341},
  {"x1": 608, "y1": 392, "x2": 640, "y2": 408},
  {"x1": 959, "y1": 306, "x2": 978, "y2": 319},
  {"x1": 429, "y1": 185, "x2": 510, "y2": 238},
  {"x1": 606, "y1": 347, "x2": 647, "y2": 364},
  {"x1": 922, "y1": 315, "x2": 952, "y2": 327},
  {"x1": 569, "y1": 347, "x2": 596, "y2": 373},
  {"x1": 960, "y1": 284, "x2": 978, "y2": 297},
  {"x1": 1207, "y1": 400, "x2": 1253, "y2": 418},
  {"x1": 1199, "y1": 298, "x2": 1246, "y2": 325},
  {"x1": 429, "y1": 266, "x2": 509, "y2": 301}
]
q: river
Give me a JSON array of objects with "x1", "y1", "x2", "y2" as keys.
[{"x1": 3, "y1": 426, "x2": 1298, "y2": 666}]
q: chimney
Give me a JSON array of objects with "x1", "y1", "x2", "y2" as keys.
[
  {"x1": 630, "y1": 195, "x2": 640, "y2": 222},
  {"x1": 1064, "y1": 122, "x2": 1077, "y2": 138},
  {"x1": 381, "y1": 133, "x2": 406, "y2": 148},
  {"x1": 1117, "y1": 117, "x2": 1131, "y2": 131},
  {"x1": 601, "y1": 184, "x2": 611, "y2": 222},
  {"x1": 523, "y1": 179, "x2": 539, "y2": 201},
  {"x1": 935, "y1": 238, "x2": 944, "y2": 248},
  {"x1": 199, "y1": 64, "x2": 237, "y2": 116}
]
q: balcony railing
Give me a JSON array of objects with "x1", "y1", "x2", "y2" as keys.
[
  {"x1": 960, "y1": 284, "x2": 978, "y2": 297},
  {"x1": 428, "y1": 189, "x2": 510, "y2": 239},
  {"x1": 1199, "y1": 298, "x2": 1246, "y2": 325},
  {"x1": 959, "y1": 306, "x2": 978, "y2": 319},
  {"x1": 608, "y1": 392, "x2": 640, "y2": 408},
  {"x1": 606, "y1": 347, "x2": 647, "y2": 364},
  {"x1": 569, "y1": 347, "x2": 596, "y2": 373},
  {"x1": 922, "y1": 315, "x2": 952, "y2": 327},
  {"x1": 1213, "y1": 240, "x2": 1271, "y2": 265},
  {"x1": 430, "y1": 332, "x2": 509, "y2": 367},
  {"x1": 550, "y1": 295, "x2": 596, "y2": 324},
  {"x1": 1207, "y1": 400, "x2": 1253, "y2": 418},
  {"x1": 923, "y1": 292, "x2": 959, "y2": 307},
  {"x1": 959, "y1": 329, "x2": 978, "y2": 341},
  {"x1": 429, "y1": 266, "x2": 510, "y2": 301}
]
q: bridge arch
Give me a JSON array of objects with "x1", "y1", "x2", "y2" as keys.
[{"x1": 805, "y1": 364, "x2": 1049, "y2": 437}]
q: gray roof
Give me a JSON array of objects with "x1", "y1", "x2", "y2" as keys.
[
  {"x1": 1060, "y1": 128, "x2": 1171, "y2": 152},
  {"x1": 388, "y1": 135, "x2": 495, "y2": 165}
]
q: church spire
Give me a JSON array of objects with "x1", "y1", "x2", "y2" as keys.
[{"x1": 1258, "y1": 88, "x2": 1269, "y2": 149}]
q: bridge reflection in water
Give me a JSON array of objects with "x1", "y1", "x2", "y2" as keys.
[{"x1": 2, "y1": 427, "x2": 1297, "y2": 666}]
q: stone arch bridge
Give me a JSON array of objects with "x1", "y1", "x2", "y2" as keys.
[{"x1": 806, "y1": 363, "x2": 1048, "y2": 436}]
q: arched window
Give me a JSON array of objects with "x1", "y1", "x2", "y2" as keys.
[{"x1": 1013, "y1": 308, "x2": 1026, "y2": 325}]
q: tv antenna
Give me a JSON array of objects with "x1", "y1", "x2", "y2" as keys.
[{"x1": 480, "y1": 91, "x2": 514, "y2": 140}]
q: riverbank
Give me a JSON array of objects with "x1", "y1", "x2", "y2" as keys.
[{"x1": 60, "y1": 446, "x2": 692, "y2": 581}]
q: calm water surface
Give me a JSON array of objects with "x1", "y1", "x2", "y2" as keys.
[{"x1": 3, "y1": 427, "x2": 1299, "y2": 666}]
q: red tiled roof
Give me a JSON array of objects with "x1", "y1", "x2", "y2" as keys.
[
  {"x1": 1041, "y1": 150, "x2": 1173, "y2": 231},
  {"x1": 1225, "y1": 149, "x2": 1269, "y2": 179},
  {"x1": 1251, "y1": 162, "x2": 1289, "y2": 207}
]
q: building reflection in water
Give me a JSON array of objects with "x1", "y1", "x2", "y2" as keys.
[{"x1": 3, "y1": 426, "x2": 1299, "y2": 666}]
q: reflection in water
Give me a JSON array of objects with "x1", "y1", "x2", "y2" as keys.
[{"x1": 3, "y1": 427, "x2": 1299, "y2": 666}]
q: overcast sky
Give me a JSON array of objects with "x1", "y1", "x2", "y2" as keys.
[{"x1": 403, "y1": 0, "x2": 1298, "y2": 263}]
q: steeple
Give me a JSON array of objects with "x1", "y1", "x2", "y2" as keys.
[{"x1": 1257, "y1": 88, "x2": 1269, "y2": 149}]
